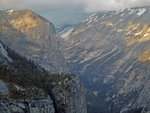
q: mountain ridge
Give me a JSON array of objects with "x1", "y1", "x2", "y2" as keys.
[
  {"x1": 0, "y1": 9, "x2": 68, "y2": 73},
  {"x1": 58, "y1": 6, "x2": 150, "y2": 113}
]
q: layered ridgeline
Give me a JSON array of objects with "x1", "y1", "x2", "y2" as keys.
[
  {"x1": 0, "y1": 9, "x2": 68, "y2": 73},
  {"x1": 58, "y1": 6, "x2": 150, "y2": 113},
  {"x1": 0, "y1": 41, "x2": 87, "y2": 113}
]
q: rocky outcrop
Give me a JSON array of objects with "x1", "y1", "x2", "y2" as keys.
[
  {"x1": 0, "y1": 77, "x2": 87, "y2": 113},
  {"x1": 0, "y1": 78, "x2": 55, "y2": 113},
  {"x1": 0, "y1": 98, "x2": 55, "y2": 113},
  {"x1": 0, "y1": 40, "x2": 87, "y2": 113},
  {"x1": 51, "y1": 77, "x2": 87, "y2": 113},
  {"x1": 0, "y1": 80, "x2": 9, "y2": 97},
  {"x1": 0, "y1": 9, "x2": 68, "y2": 73},
  {"x1": 0, "y1": 42, "x2": 12, "y2": 63}
]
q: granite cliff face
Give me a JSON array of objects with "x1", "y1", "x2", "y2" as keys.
[
  {"x1": 0, "y1": 9, "x2": 68, "y2": 73},
  {"x1": 0, "y1": 34, "x2": 87, "y2": 112},
  {"x1": 0, "y1": 97, "x2": 55, "y2": 113},
  {"x1": 51, "y1": 77, "x2": 87, "y2": 113},
  {"x1": 0, "y1": 76, "x2": 86, "y2": 113},
  {"x1": 58, "y1": 6, "x2": 150, "y2": 113}
]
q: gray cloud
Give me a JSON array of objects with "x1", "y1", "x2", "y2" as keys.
[
  {"x1": 83, "y1": 0, "x2": 150, "y2": 12},
  {"x1": 0, "y1": 0, "x2": 150, "y2": 12},
  {"x1": 0, "y1": 0, "x2": 82, "y2": 11}
]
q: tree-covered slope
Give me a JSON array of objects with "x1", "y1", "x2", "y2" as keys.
[{"x1": 0, "y1": 41, "x2": 87, "y2": 113}]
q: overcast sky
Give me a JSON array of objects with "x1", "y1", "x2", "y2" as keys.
[{"x1": 0, "y1": 0, "x2": 150, "y2": 26}]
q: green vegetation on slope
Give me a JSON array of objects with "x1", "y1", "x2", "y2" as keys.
[{"x1": 0, "y1": 47, "x2": 75, "y2": 99}]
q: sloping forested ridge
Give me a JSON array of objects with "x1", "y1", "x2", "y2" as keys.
[{"x1": 0, "y1": 44, "x2": 75, "y2": 99}]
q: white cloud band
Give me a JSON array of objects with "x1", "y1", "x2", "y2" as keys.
[{"x1": 0, "y1": 0, "x2": 150, "y2": 12}]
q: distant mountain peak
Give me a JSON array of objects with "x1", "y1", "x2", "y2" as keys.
[{"x1": 0, "y1": 9, "x2": 68, "y2": 73}]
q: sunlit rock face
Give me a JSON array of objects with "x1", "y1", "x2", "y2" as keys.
[
  {"x1": 0, "y1": 9, "x2": 68, "y2": 73},
  {"x1": 58, "y1": 6, "x2": 150, "y2": 113}
]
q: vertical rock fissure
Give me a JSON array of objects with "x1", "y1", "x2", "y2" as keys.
[
  {"x1": 49, "y1": 91, "x2": 58, "y2": 113},
  {"x1": 24, "y1": 101, "x2": 30, "y2": 113}
]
